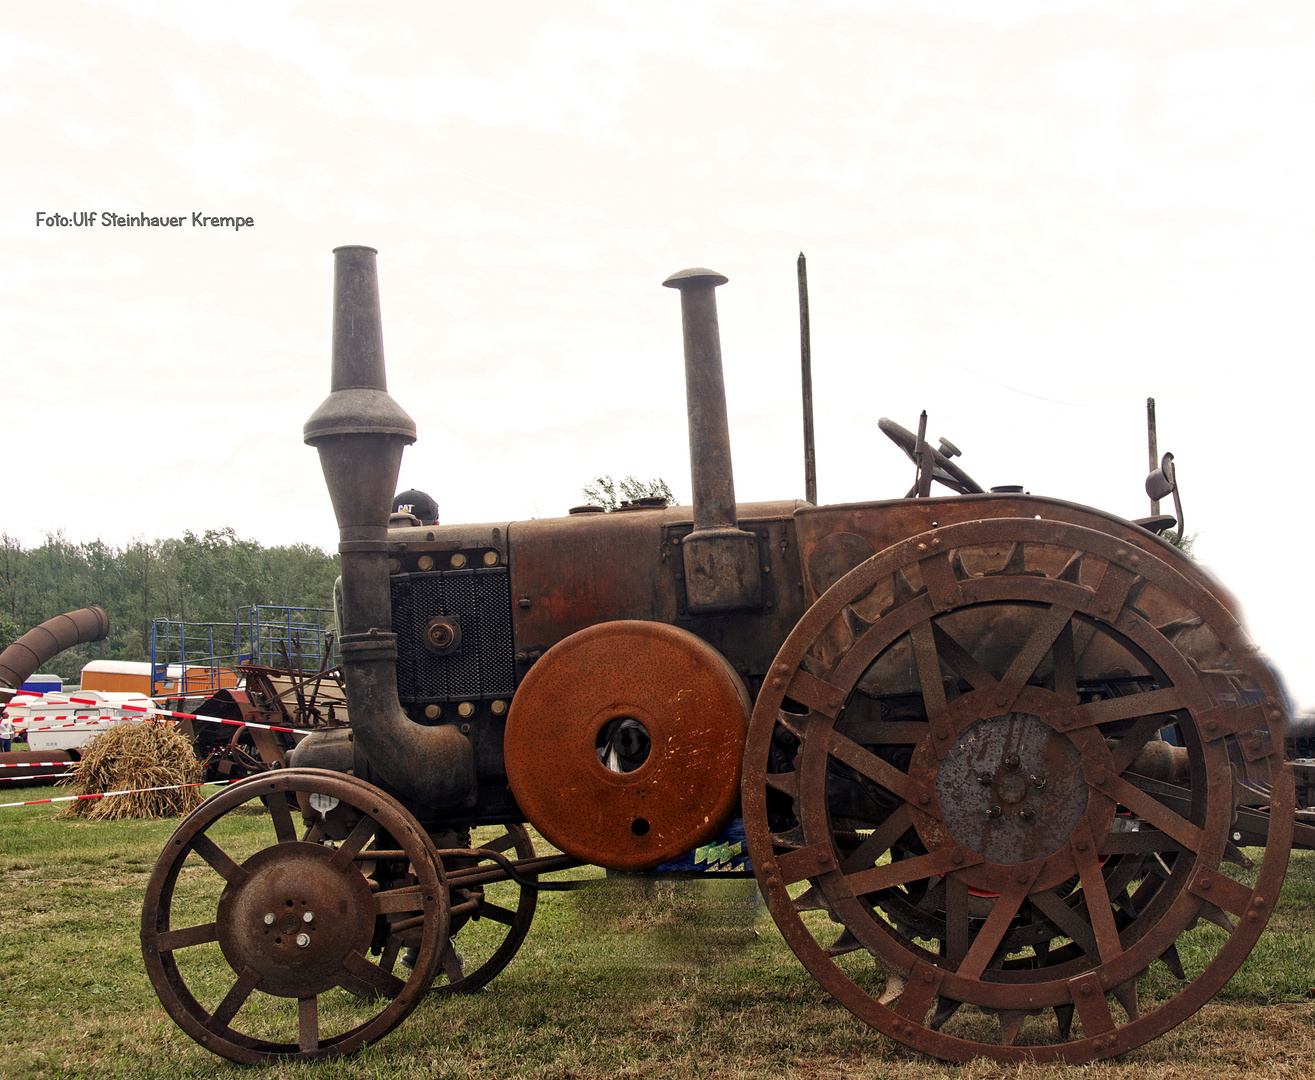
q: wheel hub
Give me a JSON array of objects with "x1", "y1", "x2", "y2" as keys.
[
  {"x1": 935, "y1": 712, "x2": 1087, "y2": 865},
  {"x1": 216, "y1": 841, "x2": 375, "y2": 998}
]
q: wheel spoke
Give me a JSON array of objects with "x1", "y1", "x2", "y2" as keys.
[
  {"x1": 190, "y1": 833, "x2": 249, "y2": 887},
  {"x1": 845, "y1": 846, "x2": 978, "y2": 896},
  {"x1": 931, "y1": 622, "x2": 996, "y2": 691},
  {"x1": 342, "y1": 949, "x2": 406, "y2": 998},
  {"x1": 375, "y1": 886, "x2": 425, "y2": 914},
  {"x1": 1069, "y1": 687, "x2": 1186, "y2": 733},
  {"x1": 1190, "y1": 867, "x2": 1254, "y2": 918},
  {"x1": 268, "y1": 791, "x2": 298, "y2": 844},
  {"x1": 913, "y1": 876, "x2": 946, "y2": 916},
  {"x1": 478, "y1": 901, "x2": 518, "y2": 926},
  {"x1": 943, "y1": 874, "x2": 970, "y2": 964},
  {"x1": 298, "y1": 995, "x2": 318, "y2": 1054},
  {"x1": 909, "y1": 622, "x2": 949, "y2": 725},
  {"x1": 1030, "y1": 888, "x2": 1098, "y2": 958},
  {"x1": 1101, "y1": 774, "x2": 1205, "y2": 854},
  {"x1": 1108, "y1": 708, "x2": 1181, "y2": 772},
  {"x1": 483, "y1": 829, "x2": 518, "y2": 854},
  {"x1": 957, "y1": 870, "x2": 1036, "y2": 981},
  {"x1": 995, "y1": 605, "x2": 1075, "y2": 711},
  {"x1": 786, "y1": 669, "x2": 847, "y2": 717},
  {"x1": 157, "y1": 922, "x2": 218, "y2": 951},
  {"x1": 1051, "y1": 619, "x2": 1077, "y2": 703},
  {"x1": 840, "y1": 804, "x2": 914, "y2": 873},
  {"x1": 826, "y1": 731, "x2": 937, "y2": 815},
  {"x1": 1071, "y1": 829, "x2": 1123, "y2": 966},
  {"x1": 212, "y1": 966, "x2": 259, "y2": 1029},
  {"x1": 330, "y1": 816, "x2": 379, "y2": 871}
]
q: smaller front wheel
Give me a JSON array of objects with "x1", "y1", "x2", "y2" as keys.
[{"x1": 141, "y1": 768, "x2": 448, "y2": 1064}]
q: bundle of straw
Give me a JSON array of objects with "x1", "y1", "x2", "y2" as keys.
[{"x1": 59, "y1": 720, "x2": 206, "y2": 820}]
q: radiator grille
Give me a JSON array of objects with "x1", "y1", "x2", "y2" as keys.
[{"x1": 391, "y1": 567, "x2": 516, "y2": 702}]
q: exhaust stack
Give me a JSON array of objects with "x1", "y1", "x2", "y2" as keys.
[
  {"x1": 663, "y1": 268, "x2": 762, "y2": 614},
  {"x1": 304, "y1": 245, "x2": 473, "y2": 808}
]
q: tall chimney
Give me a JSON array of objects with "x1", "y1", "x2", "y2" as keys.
[
  {"x1": 663, "y1": 268, "x2": 762, "y2": 615},
  {"x1": 304, "y1": 246, "x2": 473, "y2": 808}
]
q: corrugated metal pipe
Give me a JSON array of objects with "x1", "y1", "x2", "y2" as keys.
[
  {"x1": 303, "y1": 245, "x2": 474, "y2": 809},
  {"x1": 0, "y1": 607, "x2": 110, "y2": 693}
]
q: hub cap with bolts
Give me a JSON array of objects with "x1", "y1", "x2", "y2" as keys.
[
  {"x1": 933, "y1": 712, "x2": 1088, "y2": 865},
  {"x1": 216, "y1": 842, "x2": 375, "y2": 998}
]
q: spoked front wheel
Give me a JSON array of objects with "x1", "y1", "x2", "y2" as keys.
[{"x1": 141, "y1": 768, "x2": 449, "y2": 1064}]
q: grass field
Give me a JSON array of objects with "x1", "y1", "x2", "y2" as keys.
[{"x1": 1, "y1": 784, "x2": 1312, "y2": 1080}]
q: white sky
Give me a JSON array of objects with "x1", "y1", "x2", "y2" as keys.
[{"x1": 4, "y1": 1, "x2": 1314, "y2": 706}]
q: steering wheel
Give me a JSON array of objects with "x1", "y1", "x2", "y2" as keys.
[{"x1": 877, "y1": 417, "x2": 984, "y2": 495}]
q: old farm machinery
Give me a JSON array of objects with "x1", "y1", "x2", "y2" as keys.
[{"x1": 140, "y1": 248, "x2": 1296, "y2": 1064}]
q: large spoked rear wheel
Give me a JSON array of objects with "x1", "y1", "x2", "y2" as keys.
[
  {"x1": 141, "y1": 768, "x2": 449, "y2": 1064},
  {"x1": 743, "y1": 518, "x2": 1293, "y2": 1063}
]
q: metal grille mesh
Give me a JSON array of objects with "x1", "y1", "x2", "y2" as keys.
[{"x1": 391, "y1": 567, "x2": 515, "y2": 702}]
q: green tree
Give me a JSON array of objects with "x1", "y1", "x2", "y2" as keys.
[
  {"x1": 0, "y1": 612, "x2": 19, "y2": 653},
  {"x1": 0, "y1": 528, "x2": 339, "y2": 683},
  {"x1": 582, "y1": 475, "x2": 677, "y2": 512}
]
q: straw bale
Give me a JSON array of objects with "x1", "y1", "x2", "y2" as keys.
[{"x1": 59, "y1": 720, "x2": 206, "y2": 820}]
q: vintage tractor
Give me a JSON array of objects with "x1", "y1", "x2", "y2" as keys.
[{"x1": 140, "y1": 247, "x2": 1295, "y2": 1064}]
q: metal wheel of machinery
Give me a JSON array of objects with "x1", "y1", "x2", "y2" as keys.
[
  {"x1": 431, "y1": 823, "x2": 539, "y2": 995},
  {"x1": 742, "y1": 518, "x2": 1293, "y2": 1063},
  {"x1": 141, "y1": 768, "x2": 449, "y2": 1064}
]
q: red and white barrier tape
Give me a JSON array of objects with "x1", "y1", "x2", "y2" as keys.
[
  {"x1": 0, "y1": 771, "x2": 77, "y2": 783},
  {"x1": 0, "y1": 760, "x2": 78, "y2": 769},
  {"x1": 0, "y1": 777, "x2": 243, "y2": 809},
  {"x1": 18, "y1": 698, "x2": 313, "y2": 736}
]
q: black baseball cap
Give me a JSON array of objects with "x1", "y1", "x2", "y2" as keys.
[{"x1": 392, "y1": 489, "x2": 439, "y2": 526}]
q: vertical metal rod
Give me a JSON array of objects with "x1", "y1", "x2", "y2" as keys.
[
  {"x1": 914, "y1": 410, "x2": 933, "y2": 498},
  {"x1": 663, "y1": 267, "x2": 738, "y2": 533},
  {"x1": 1147, "y1": 397, "x2": 1159, "y2": 515},
  {"x1": 798, "y1": 252, "x2": 817, "y2": 505}
]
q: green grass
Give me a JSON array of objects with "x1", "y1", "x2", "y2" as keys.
[{"x1": 1, "y1": 789, "x2": 1313, "y2": 1079}]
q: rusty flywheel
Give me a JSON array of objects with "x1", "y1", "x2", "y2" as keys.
[
  {"x1": 742, "y1": 518, "x2": 1294, "y2": 1063},
  {"x1": 506, "y1": 620, "x2": 750, "y2": 870}
]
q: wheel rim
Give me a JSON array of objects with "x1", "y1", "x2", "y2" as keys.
[
  {"x1": 141, "y1": 768, "x2": 449, "y2": 1064},
  {"x1": 743, "y1": 518, "x2": 1293, "y2": 1063},
  {"x1": 432, "y1": 823, "x2": 539, "y2": 995}
]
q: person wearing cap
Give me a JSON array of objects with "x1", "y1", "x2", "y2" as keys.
[{"x1": 392, "y1": 489, "x2": 439, "y2": 526}]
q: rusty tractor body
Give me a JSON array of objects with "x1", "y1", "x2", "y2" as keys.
[{"x1": 141, "y1": 247, "x2": 1294, "y2": 1065}]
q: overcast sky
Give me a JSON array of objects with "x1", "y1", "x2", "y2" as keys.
[{"x1": 4, "y1": 1, "x2": 1314, "y2": 705}]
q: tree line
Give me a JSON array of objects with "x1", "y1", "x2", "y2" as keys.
[{"x1": 0, "y1": 528, "x2": 339, "y2": 683}]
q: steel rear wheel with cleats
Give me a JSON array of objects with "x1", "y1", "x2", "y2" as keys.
[
  {"x1": 141, "y1": 768, "x2": 449, "y2": 1065},
  {"x1": 743, "y1": 518, "x2": 1294, "y2": 1063}
]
